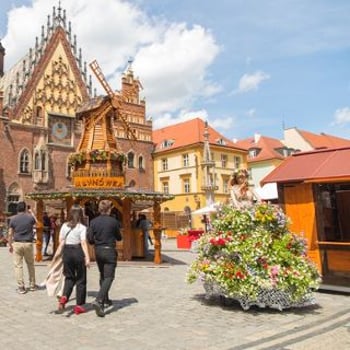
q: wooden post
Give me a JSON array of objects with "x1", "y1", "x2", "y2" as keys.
[
  {"x1": 153, "y1": 200, "x2": 162, "y2": 264},
  {"x1": 35, "y1": 199, "x2": 44, "y2": 262},
  {"x1": 122, "y1": 198, "x2": 132, "y2": 260}
]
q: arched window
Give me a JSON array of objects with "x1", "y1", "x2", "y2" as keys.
[
  {"x1": 7, "y1": 182, "x2": 21, "y2": 215},
  {"x1": 184, "y1": 206, "x2": 191, "y2": 215},
  {"x1": 127, "y1": 152, "x2": 135, "y2": 168},
  {"x1": 138, "y1": 155, "x2": 144, "y2": 170},
  {"x1": 19, "y1": 149, "x2": 30, "y2": 174},
  {"x1": 41, "y1": 152, "x2": 46, "y2": 171},
  {"x1": 129, "y1": 180, "x2": 136, "y2": 188},
  {"x1": 66, "y1": 160, "x2": 72, "y2": 178},
  {"x1": 34, "y1": 152, "x2": 40, "y2": 170},
  {"x1": 33, "y1": 149, "x2": 48, "y2": 172}
]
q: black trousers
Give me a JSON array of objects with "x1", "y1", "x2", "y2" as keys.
[
  {"x1": 62, "y1": 245, "x2": 87, "y2": 305},
  {"x1": 95, "y1": 246, "x2": 117, "y2": 303},
  {"x1": 43, "y1": 229, "x2": 50, "y2": 254}
]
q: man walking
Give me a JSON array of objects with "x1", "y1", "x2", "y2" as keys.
[
  {"x1": 7, "y1": 201, "x2": 37, "y2": 294},
  {"x1": 87, "y1": 200, "x2": 122, "y2": 317}
]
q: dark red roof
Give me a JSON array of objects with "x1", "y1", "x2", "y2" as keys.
[{"x1": 261, "y1": 147, "x2": 350, "y2": 184}]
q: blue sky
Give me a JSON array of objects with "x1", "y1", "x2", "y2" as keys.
[{"x1": 1, "y1": 0, "x2": 350, "y2": 141}]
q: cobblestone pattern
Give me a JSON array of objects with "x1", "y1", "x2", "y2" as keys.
[{"x1": 0, "y1": 240, "x2": 349, "y2": 350}]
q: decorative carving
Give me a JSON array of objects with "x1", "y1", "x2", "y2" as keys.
[
  {"x1": 34, "y1": 55, "x2": 82, "y2": 115},
  {"x1": 21, "y1": 105, "x2": 34, "y2": 124}
]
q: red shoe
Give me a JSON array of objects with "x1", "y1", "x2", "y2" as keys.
[
  {"x1": 73, "y1": 305, "x2": 86, "y2": 315},
  {"x1": 57, "y1": 296, "x2": 68, "y2": 313}
]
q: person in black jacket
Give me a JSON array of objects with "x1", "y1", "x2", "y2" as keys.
[{"x1": 88, "y1": 200, "x2": 122, "y2": 317}]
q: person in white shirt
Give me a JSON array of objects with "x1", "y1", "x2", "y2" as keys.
[{"x1": 57, "y1": 206, "x2": 90, "y2": 315}]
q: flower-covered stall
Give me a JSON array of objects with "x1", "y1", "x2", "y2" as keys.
[{"x1": 187, "y1": 203, "x2": 321, "y2": 310}]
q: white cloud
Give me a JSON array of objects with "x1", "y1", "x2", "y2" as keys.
[
  {"x1": 153, "y1": 109, "x2": 208, "y2": 130},
  {"x1": 134, "y1": 23, "x2": 220, "y2": 116},
  {"x1": 152, "y1": 109, "x2": 235, "y2": 137},
  {"x1": 210, "y1": 116, "x2": 235, "y2": 130},
  {"x1": 332, "y1": 107, "x2": 350, "y2": 125},
  {"x1": 246, "y1": 108, "x2": 256, "y2": 117},
  {"x1": 2, "y1": 0, "x2": 220, "y2": 121},
  {"x1": 234, "y1": 71, "x2": 270, "y2": 94}
]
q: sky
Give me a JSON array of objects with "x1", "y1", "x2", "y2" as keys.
[{"x1": 1, "y1": 0, "x2": 350, "y2": 141}]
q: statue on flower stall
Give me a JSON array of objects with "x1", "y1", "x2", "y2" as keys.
[{"x1": 230, "y1": 168, "x2": 260, "y2": 209}]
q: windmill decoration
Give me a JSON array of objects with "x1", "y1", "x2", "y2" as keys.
[{"x1": 69, "y1": 60, "x2": 137, "y2": 189}]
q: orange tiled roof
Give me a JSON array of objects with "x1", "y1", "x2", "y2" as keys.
[
  {"x1": 153, "y1": 118, "x2": 246, "y2": 152},
  {"x1": 234, "y1": 135, "x2": 286, "y2": 162},
  {"x1": 298, "y1": 129, "x2": 350, "y2": 149},
  {"x1": 261, "y1": 146, "x2": 350, "y2": 185}
]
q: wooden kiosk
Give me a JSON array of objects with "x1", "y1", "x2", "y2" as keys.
[
  {"x1": 26, "y1": 61, "x2": 173, "y2": 263},
  {"x1": 262, "y1": 147, "x2": 350, "y2": 292}
]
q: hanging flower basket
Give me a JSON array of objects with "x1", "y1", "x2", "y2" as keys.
[
  {"x1": 68, "y1": 150, "x2": 127, "y2": 166},
  {"x1": 68, "y1": 151, "x2": 86, "y2": 166},
  {"x1": 89, "y1": 149, "x2": 108, "y2": 162},
  {"x1": 187, "y1": 203, "x2": 322, "y2": 311}
]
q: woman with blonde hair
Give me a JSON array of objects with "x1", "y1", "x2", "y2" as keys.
[{"x1": 57, "y1": 206, "x2": 90, "y2": 315}]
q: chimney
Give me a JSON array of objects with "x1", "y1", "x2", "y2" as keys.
[
  {"x1": 254, "y1": 133, "x2": 261, "y2": 143},
  {"x1": 0, "y1": 41, "x2": 5, "y2": 77}
]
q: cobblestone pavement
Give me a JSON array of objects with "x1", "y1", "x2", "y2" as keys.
[{"x1": 0, "y1": 239, "x2": 349, "y2": 350}]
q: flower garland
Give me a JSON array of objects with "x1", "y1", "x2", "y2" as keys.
[
  {"x1": 68, "y1": 150, "x2": 127, "y2": 166},
  {"x1": 187, "y1": 203, "x2": 321, "y2": 310}
]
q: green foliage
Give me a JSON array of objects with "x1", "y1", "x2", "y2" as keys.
[
  {"x1": 187, "y1": 203, "x2": 321, "y2": 303},
  {"x1": 68, "y1": 150, "x2": 127, "y2": 166}
]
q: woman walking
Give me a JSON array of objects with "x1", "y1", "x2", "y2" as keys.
[{"x1": 57, "y1": 206, "x2": 90, "y2": 315}]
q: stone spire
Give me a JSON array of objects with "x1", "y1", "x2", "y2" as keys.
[{"x1": 201, "y1": 121, "x2": 217, "y2": 206}]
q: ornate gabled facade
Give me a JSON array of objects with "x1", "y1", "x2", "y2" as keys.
[{"x1": 0, "y1": 3, "x2": 154, "y2": 216}]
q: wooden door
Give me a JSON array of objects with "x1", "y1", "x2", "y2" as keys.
[{"x1": 283, "y1": 183, "x2": 321, "y2": 270}]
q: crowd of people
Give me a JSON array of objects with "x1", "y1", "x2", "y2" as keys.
[
  {"x1": 6, "y1": 168, "x2": 256, "y2": 317},
  {"x1": 6, "y1": 199, "x2": 122, "y2": 318}
]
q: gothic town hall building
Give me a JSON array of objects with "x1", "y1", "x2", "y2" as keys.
[{"x1": 0, "y1": 4, "x2": 154, "y2": 217}]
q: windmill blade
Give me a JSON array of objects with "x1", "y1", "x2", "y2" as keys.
[
  {"x1": 117, "y1": 112, "x2": 138, "y2": 140},
  {"x1": 89, "y1": 59, "x2": 138, "y2": 142},
  {"x1": 89, "y1": 59, "x2": 115, "y2": 98}
]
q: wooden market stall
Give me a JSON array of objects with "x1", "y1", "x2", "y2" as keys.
[
  {"x1": 26, "y1": 189, "x2": 172, "y2": 264},
  {"x1": 262, "y1": 146, "x2": 350, "y2": 292},
  {"x1": 26, "y1": 60, "x2": 173, "y2": 264}
]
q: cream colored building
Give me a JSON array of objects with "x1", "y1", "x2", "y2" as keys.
[{"x1": 152, "y1": 118, "x2": 247, "y2": 233}]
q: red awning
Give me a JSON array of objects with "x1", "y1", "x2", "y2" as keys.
[{"x1": 261, "y1": 147, "x2": 350, "y2": 185}]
